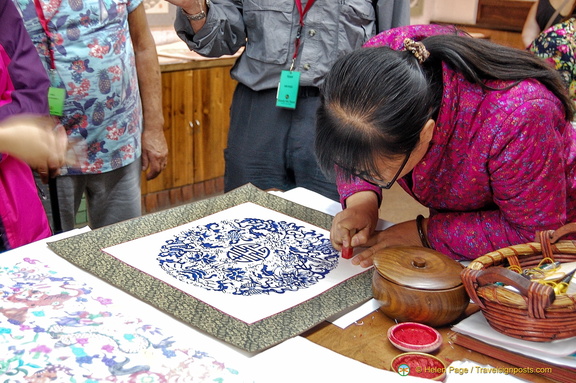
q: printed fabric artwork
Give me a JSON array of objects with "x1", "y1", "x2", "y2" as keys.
[
  {"x1": 104, "y1": 203, "x2": 365, "y2": 324},
  {"x1": 0, "y1": 258, "x2": 245, "y2": 382}
]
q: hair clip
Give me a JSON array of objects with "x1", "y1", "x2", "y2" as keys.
[{"x1": 403, "y1": 38, "x2": 430, "y2": 64}]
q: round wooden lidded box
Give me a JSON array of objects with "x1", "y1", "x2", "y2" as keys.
[{"x1": 372, "y1": 246, "x2": 469, "y2": 327}]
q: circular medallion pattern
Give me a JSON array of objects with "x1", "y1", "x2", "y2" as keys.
[{"x1": 157, "y1": 218, "x2": 339, "y2": 295}]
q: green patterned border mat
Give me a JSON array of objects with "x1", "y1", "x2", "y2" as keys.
[{"x1": 47, "y1": 184, "x2": 373, "y2": 352}]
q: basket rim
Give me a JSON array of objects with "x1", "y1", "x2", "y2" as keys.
[{"x1": 467, "y1": 240, "x2": 576, "y2": 270}]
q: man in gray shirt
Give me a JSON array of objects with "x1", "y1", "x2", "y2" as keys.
[{"x1": 166, "y1": 0, "x2": 410, "y2": 201}]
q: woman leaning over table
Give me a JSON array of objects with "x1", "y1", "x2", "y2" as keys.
[{"x1": 315, "y1": 24, "x2": 576, "y2": 267}]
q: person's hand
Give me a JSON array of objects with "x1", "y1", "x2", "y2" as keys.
[
  {"x1": 351, "y1": 219, "x2": 426, "y2": 268},
  {"x1": 141, "y1": 124, "x2": 168, "y2": 180},
  {"x1": 163, "y1": 1, "x2": 208, "y2": 32},
  {"x1": 0, "y1": 114, "x2": 67, "y2": 182},
  {"x1": 331, "y1": 191, "x2": 379, "y2": 251}
]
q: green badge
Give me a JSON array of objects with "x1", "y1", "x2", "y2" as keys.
[
  {"x1": 48, "y1": 86, "x2": 65, "y2": 116},
  {"x1": 276, "y1": 70, "x2": 300, "y2": 109}
]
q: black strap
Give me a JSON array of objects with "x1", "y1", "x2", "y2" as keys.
[
  {"x1": 49, "y1": 177, "x2": 63, "y2": 234},
  {"x1": 544, "y1": 0, "x2": 576, "y2": 30}
]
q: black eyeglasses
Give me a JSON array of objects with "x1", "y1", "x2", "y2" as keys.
[{"x1": 357, "y1": 153, "x2": 410, "y2": 189}]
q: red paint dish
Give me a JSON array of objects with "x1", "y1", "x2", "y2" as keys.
[
  {"x1": 390, "y1": 352, "x2": 446, "y2": 381},
  {"x1": 387, "y1": 322, "x2": 442, "y2": 353}
]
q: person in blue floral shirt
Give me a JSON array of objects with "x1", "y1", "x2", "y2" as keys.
[{"x1": 14, "y1": 0, "x2": 168, "y2": 230}]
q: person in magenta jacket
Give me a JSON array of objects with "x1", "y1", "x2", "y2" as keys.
[
  {"x1": 315, "y1": 24, "x2": 576, "y2": 266},
  {"x1": 0, "y1": 0, "x2": 66, "y2": 251}
]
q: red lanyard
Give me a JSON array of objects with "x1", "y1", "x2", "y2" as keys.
[
  {"x1": 33, "y1": 0, "x2": 56, "y2": 70},
  {"x1": 290, "y1": 0, "x2": 316, "y2": 70}
]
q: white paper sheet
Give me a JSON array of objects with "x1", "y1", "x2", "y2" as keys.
[
  {"x1": 268, "y1": 187, "x2": 343, "y2": 216},
  {"x1": 251, "y1": 336, "x2": 429, "y2": 382},
  {"x1": 103, "y1": 202, "x2": 368, "y2": 324},
  {"x1": 452, "y1": 312, "x2": 576, "y2": 365},
  {"x1": 327, "y1": 299, "x2": 380, "y2": 329}
]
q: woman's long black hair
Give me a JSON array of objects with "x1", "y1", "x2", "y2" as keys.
[{"x1": 315, "y1": 32, "x2": 575, "y2": 180}]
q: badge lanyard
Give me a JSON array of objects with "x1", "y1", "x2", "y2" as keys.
[
  {"x1": 276, "y1": 0, "x2": 316, "y2": 109},
  {"x1": 290, "y1": 0, "x2": 316, "y2": 71},
  {"x1": 33, "y1": 0, "x2": 65, "y2": 116}
]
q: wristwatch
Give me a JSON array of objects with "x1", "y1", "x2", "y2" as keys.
[{"x1": 182, "y1": 0, "x2": 211, "y2": 21}]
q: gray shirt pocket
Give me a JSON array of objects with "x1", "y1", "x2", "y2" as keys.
[{"x1": 243, "y1": 0, "x2": 295, "y2": 65}]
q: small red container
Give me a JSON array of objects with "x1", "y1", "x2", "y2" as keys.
[{"x1": 387, "y1": 322, "x2": 442, "y2": 353}]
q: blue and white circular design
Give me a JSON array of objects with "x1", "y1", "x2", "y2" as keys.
[{"x1": 157, "y1": 218, "x2": 339, "y2": 295}]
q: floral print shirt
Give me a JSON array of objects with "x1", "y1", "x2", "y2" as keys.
[
  {"x1": 337, "y1": 25, "x2": 576, "y2": 260},
  {"x1": 529, "y1": 17, "x2": 576, "y2": 102},
  {"x1": 14, "y1": 0, "x2": 143, "y2": 175}
]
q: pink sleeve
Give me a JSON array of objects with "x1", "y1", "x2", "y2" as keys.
[
  {"x1": 428, "y1": 100, "x2": 571, "y2": 260},
  {"x1": 336, "y1": 167, "x2": 382, "y2": 208}
]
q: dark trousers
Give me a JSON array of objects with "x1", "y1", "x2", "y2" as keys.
[{"x1": 225, "y1": 83, "x2": 339, "y2": 202}]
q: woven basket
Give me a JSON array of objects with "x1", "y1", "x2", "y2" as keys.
[{"x1": 461, "y1": 223, "x2": 576, "y2": 342}]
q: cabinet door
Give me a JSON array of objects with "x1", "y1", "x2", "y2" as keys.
[
  {"x1": 141, "y1": 66, "x2": 237, "y2": 212},
  {"x1": 192, "y1": 66, "x2": 236, "y2": 182},
  {"x1": 142, "y1": 69, "x2": 194, "y2": 196},
  {"x1": 476, "y1": 0, "x2": 534, "y2": 32}
]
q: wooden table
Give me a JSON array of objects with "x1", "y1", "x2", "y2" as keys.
[{"x1": 303, "y1": 304, "x2": 556, "y2": 382}]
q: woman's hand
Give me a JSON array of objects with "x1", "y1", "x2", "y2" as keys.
[
  {"x1": 331, "y1": 191, "x2": 379, "y2": 251},
  {"x1": 0, "y1": 114, "x2": 68, "y2": 182},
  {"x1": 351, "y1": 218, "x2": 427, "y2": 268}
]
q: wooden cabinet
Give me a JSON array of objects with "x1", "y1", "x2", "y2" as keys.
[
  {"x1": 141, "y1": 59, "x2": 238, "y2": 213},
  {"x1": 455, "y1": 24, "x2": 525, "y2": 49},
  {"x1": 476, "y1": 0, "x2": 535, "y2": 32},
  {"x1": 432, "y1": 1, "x2": 536, "y2": 50}
]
